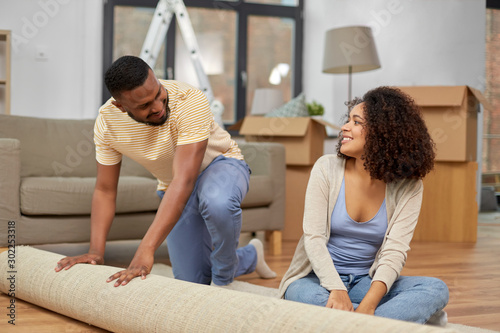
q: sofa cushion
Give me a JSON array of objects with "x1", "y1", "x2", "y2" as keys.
[
  {"x1": 21, "y1": 174, "x2": 273, "y2": 215},
  {"x1": 242, "y1": 175, "x2": 274, "y2": 208},
  {"x1": 20, "y1": 176, "x2": 160, "y2": 215}
]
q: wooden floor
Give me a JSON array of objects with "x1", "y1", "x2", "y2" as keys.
[{"x1": 1, "y1": 214, "x2": 499, "y2": 332}]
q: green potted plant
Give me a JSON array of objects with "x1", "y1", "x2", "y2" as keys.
[{"x1": 307, "y1": 100, "x2": 324, "y2": 117}]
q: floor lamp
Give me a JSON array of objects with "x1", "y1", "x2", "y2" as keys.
[{"x1": 322, "y1": 26, "x2": 381, "y2": 102}]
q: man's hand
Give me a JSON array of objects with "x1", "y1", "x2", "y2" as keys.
[
  {"x1": 55, "y1": 253, "x2": 104, "y2": 272},
  {"x1": 106, "y1": 248, "x2": 154, "y2": 287},
  {"x1": 326, "y1": 289, "x2": 354, "y2": 311}
]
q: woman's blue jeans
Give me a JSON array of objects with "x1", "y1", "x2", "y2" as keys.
[
  {"x1": 284, "y1": 271, "x2": 449, "y2": 324},
  {"x1": 157, "y1": 155, "x2": 257, "y2": 286}
]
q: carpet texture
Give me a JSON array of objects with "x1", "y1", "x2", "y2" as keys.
[
  {"x1": 151, "y1": 264, "x2": 499, "y2": 333},
  {"x1": 0, "y1": 246, "x2": 466, "y2": 332}
]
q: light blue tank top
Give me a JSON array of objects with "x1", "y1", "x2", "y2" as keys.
[{"x1": 327, "y1": 178, "x2": 388, "y2": 275}]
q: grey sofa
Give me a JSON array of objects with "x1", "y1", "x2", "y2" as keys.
[{"x1": 0, "y1": 114, "x2": 285, "y2": 254}]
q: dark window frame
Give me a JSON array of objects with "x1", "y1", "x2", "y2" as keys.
[
  {"x1": 102, "y1": 0, "x2": 304, "y2": 127},
  {"x1": 487, "y1": 0, "x2": 500, "y2": 9}
]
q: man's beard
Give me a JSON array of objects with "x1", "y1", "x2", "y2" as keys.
[{"x1": 127, "y1": 105, "x2": 170, "y2": 127}]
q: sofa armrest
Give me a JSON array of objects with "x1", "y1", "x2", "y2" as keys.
[
  {"x1": 239, "y1": 142, "x2": 286, "y2": 231},
  {"x1": 0, "y1": 139, "x2": 21, "y2": 246}
]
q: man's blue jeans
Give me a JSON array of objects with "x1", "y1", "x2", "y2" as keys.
[
  {"x1": 157, "y1": 155, "x2": 257, "y2": 286},
  {"x1": 284, "y1": 271, "x2": 449, "y2": 324}
]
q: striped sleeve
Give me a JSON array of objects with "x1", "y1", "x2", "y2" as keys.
[
  {"x1": 175, "y1": 88, "x2": 213, "y2": 146},
  {"x1": 94, "y1": 113, "x2": 122, "y2": 165}
]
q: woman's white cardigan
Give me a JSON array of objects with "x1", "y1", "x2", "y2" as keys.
[{"x1": 279, "y1": 155, "x2": 424, "y2": 298}]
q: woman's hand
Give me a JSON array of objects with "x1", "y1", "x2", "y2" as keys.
[
  {"x1": 354, "y1": 281, "x2": 387, "y2": 316},
  {"x1": 106, "y1": 249, "x2": 154, "y2": 287},
  {"x1": 354, "y1": 303, "x2": 376, "y2": 315},
  {"x1": 55, "y1": 253, "x2": 104, "y2": 272},
  {"x1": 326, "y1": 289, "x2": 354, "y2": 311}
]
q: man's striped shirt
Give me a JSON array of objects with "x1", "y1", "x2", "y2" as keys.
[{"x1": 94, "y1": 80, "x2": 243, "y2": 191}]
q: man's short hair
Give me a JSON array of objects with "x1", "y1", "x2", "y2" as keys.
[{"x1": 104, "y1": 55, "x2": 151, "y2": 97}]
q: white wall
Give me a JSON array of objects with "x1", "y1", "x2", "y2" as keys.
[
  {"x1": 0, "y1": 0, "x2": 102, "y2": 119},
  {"x1": 303, "y1": 0, "x2": 486, "y2": 129}
]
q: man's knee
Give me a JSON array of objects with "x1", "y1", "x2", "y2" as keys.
[{"x1": 199, "y1": 194, "x2": 241, "y2": 218}]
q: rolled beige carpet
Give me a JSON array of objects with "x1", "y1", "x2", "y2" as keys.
[{"x1": 0, "y1": 247, "x2": 454, "y2": 333}]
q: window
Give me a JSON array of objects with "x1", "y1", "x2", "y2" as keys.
[
  {"x1": 113, "y1": 6, "x2": 167, "y2": 78},
  {"x1": 246, "y1": 15, "x2": 294, "y2": 115},
  {"x1": 103, "y1": 0, "x2": 303, "y2": 126},
  {"x1": 174, "y1": 7, "x2": 237, "y2": 123}
]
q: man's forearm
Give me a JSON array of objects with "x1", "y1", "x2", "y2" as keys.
[
  {"x1": 138, "y1": 177, "x2": 195, "y2": 253},
  {"x1": 89, "y1": 188, "x2": 117, "y2": 255},
  {"x1": 136, "y1": 140, "x2": 206, "y2": 256}
]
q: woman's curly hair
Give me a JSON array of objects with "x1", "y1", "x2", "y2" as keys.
[{"x1": 336, "y1": 86, "x2": 435, "y2": 183}]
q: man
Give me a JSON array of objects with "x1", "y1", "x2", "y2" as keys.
[{"x1": 55, "y1": 55, "x2": 275, "y2": 287}]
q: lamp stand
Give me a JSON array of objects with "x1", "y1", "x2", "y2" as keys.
[{"x1": 348, "y1": 65, "x2": 352, "y2": 103}]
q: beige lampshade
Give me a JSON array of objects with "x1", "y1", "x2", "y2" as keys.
[
  {"x1": 322, "y1": 26, "x2": 381, "y2": 74},
  {"x1": 250, "y1": 88, "x2": 284, "y2": 115}
]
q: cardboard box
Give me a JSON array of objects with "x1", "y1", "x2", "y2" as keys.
[
  {"x1": 239, "y1": 116, "x2": 340, "y2": 166},
  {"x1": 283, "y1": 165, "x2": 314, "y2": 241},
  {"x1": 398, "y1": 86, "x2": 492, "y2": 162},
  {"x1": 415, "y1": 161, "x2": 478, "y2": 242}
]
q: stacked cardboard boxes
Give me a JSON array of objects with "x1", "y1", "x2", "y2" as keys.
[{"x1": 398, "y1": 86, "x2": 492, "y2": 242}]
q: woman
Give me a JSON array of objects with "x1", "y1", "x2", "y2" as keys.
[{"x1": 279, "y1": 87, "x2": 449, "y2": 324}]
